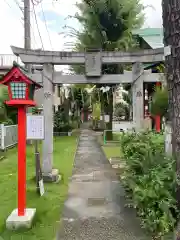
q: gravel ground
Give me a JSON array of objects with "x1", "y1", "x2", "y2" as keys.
[{"x1": 57, "y1": 128, "x2": 149, "y2": 240}]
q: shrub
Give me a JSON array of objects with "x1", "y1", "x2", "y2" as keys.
[
  {"x1": 53, "y1": 111, "x2": 72, "y2": 132},
  {"x1": 2, "y1": 118, "x2": 14, "y2": 125},
  {"x1": 150, "y1": 86, "x2": 168, "y2": 118},
  {"x1": 121, "y1": 131, "x2": 177, "y2": 238}
]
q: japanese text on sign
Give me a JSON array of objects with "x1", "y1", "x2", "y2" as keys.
[{"x1": 26, "y1": 115, "x2": 44, "y2": 140}]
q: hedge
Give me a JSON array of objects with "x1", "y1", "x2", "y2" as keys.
[{"x1": 120, "y1": 131, "x2": 177, "y2": 239}]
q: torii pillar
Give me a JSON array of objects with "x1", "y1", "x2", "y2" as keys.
[
  {"x1": 132, "y1": 62, "x2": 144, "y2": 131},
  {"x1": 42, "y1": 64, "x2": 59, "y2": 182}
]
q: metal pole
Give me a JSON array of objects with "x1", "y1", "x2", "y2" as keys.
[
  {"x1": 34, "y1": 109, "x2": 43, "y2": 194},
  {"x1": 35, "y1": 140, "x2": 39, "y2": 192},
  {"x1": 103, "y1": 130, "x2": 106, "y2": 145}
]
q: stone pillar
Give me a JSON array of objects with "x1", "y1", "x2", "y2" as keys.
[
  {"x1": 132, "y1": 62, "x2": 144, "y2": 131},
  {"x1": 42, "y1": 64, "x2": 59, "y2": 182},
  {"x1": 53, "y1": 85, "x2": 60, "y2": 112},
  {"x1": 165, "y1": 121, "x2": 172, "y2": 156}
]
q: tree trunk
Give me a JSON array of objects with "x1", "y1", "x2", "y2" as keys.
[
  {"x1": 65, "y1": 99, "x2": 70, "y2": 121},
  {"x1": 162, "y1": 0, "x2": 180, "y2": 228},
  {"x1": 83, "y1": 110, "x2": 88, "y2": 122}
]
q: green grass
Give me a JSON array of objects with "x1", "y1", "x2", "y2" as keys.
[
  {"x1": 103, "y1": 132, "x2": 122, "y2": 144},
  {"x1": 112, "y1": 132, "x2": 122, "y2": 142},
  {"x1": 102, "y1": 145, "x2": 122, "y2": 159},
  {"x1": 0, "y1": 136, "x2": 77, "y2": 240}
]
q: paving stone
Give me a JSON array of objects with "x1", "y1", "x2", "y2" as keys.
[{"x1": 57, "y1": 128, "x2": 149, "y2": 240}]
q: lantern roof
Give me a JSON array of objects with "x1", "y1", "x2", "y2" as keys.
[{"x1": 0, "y1": 61, "x2": 42, "y2": 89}]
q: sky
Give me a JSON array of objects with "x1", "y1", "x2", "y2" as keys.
[{"x1": 0, "y1": 0, "x2": 163, "y2": 55}]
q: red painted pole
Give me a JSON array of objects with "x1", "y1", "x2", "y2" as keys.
[
  {"x1": 155, "y1": 115, "x2": 161, "y2": 133},
  {"x1": 18, "y1": 106, "x2": 26, "y2": 216}
]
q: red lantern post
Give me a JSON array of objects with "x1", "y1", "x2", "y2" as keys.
[
  {"x1": 0, "y1": 65, "x2": 42, "y2": 219},
  {"x1": 18, "y1": 106, "x2": 27, "y2": 215}
]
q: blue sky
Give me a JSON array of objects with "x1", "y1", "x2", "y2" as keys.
[
  {"x1": 38, "y1": 11, "x2": 64, "y2": 30},
  {"x1": 38, "y1": 10, "x2": 77, "y2": 32}
]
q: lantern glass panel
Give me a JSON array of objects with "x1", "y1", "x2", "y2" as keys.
[{"x1": 10, "y1": 82, "x2": 26, "y2": 99}]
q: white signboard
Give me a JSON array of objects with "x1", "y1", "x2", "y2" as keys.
[
  {"x1": 39, "y1": 179, "x2": 45, "y2": 196},
  {"x1": 105, "y1": 115, "x2": 110, "y2": 123},
  {"x1": 26, "y1": 115, "x2": 44, "y2": 140}
]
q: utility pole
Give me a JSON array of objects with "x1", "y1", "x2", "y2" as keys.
[
  {"x1": 24, "y1": 0, "x2": 32, "y2": 145},
  {"x1": 24, "y1": 0, "x2": 31, "y2": 72}
]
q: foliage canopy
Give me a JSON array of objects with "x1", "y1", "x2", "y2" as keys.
[{"x1": 69, "y1": 0, "x2": 144, "y2": 74}]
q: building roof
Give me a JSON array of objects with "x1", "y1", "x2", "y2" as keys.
[
  {"x1": 132, "y1": 28, "x2": 164, "y2": 68},
  {"x1": 132, "y1": 28, "x2": 164, "y2": 49}
]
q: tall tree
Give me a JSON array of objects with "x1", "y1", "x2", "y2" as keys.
[
  {"x1": 69, "y1": 0, "x2": 144, "y2": 139},
  {"x1": 162, "y1": 0, "x2": 180, "y2": 230}
]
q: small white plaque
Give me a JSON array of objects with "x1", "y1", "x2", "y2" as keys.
[
  {"x1": 39, "y1": 179, "x2": 45, "y2": 196},
  {"x1": 100, "y1": 115, "x2": 103, "y2": 120},
  {"x1": 164, "y1": 45, "x2": 171, "y2": 56},
  {"x1": 26, "y1": 115, "x2": 44, "y2": 140},
  {"x1": 105, "y1": 115, "x2": 110, "y2": 123}
]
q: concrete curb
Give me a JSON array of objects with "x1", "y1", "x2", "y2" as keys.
[
  {"x1": 71, "y1": 133, "x2": 81, "y2": 174},
  {"x1": 96, "y1": 135, "x2": 124, "y2": 170},
  {"x1": 109, "y1": 158, "x2": 126, "y2": 170}
]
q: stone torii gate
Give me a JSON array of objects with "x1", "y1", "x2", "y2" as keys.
[{"x1": 11, "y1": 46, "x2": 167, "y2": 182}]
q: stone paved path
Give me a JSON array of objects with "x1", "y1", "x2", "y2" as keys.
[{"x1": 57, "y1": 129, "x2": 149, "y2": 240}]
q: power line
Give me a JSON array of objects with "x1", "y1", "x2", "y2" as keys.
[
  {"x1": 31, "y1": 0, "x2": 44, "y2": 50},
  {"x1": 32, "y1": 0, "x2": 43, "y2": 5},
  {"x1": 3, "y1": 0, "x2": 12, "y2": 8},
  {"x1": 12, "y1": 0, "x2": 38, "y2": 48},
  {"x1": 40, "y1": 1, "x2": 53, "y2": 50},
  {"x1": 4, "y1": 0, "x2": 24, "y2": 26},
  {"x1": 13, "y1": 0, "x2": 23, "y2": 13}
]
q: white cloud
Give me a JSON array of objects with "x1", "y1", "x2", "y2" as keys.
[
  {"x1": 0, "y1": 0, "x2": 162, "y2": 56},
  {"x1": 142, "y1": 0, "x2": 163, "y2": 28}
]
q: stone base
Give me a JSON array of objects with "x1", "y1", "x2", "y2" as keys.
[
  {"x1": 42, "y1": 168, "x2": 61, "y2": 182},
  {"x1": 6, "y1": 208, "x2": 36, "y2": 230}
]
